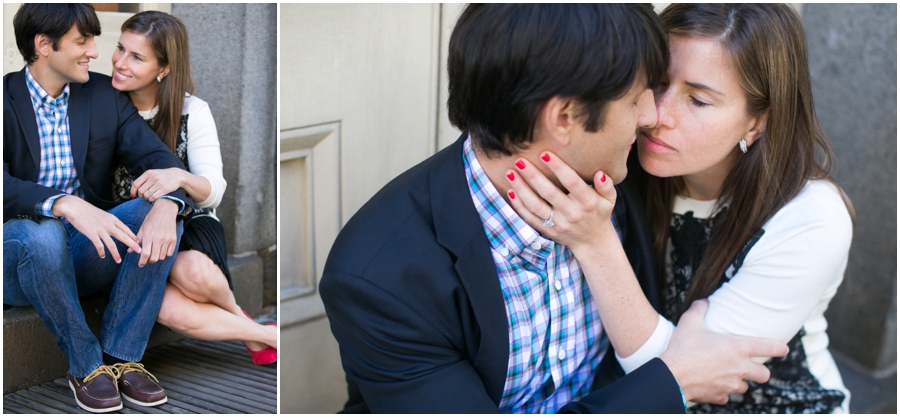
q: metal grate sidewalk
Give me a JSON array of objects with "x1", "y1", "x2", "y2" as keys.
[{"x1": 3, "y1": 339, "x2": 277, "y2": 414}]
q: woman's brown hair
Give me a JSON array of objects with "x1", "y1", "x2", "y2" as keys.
[
  {"x1": 121, "y1": 11, "x2": 195, "y2": 153},
  {"x1": 643, "y1": 4, "x2": 855, "y2": 321}
]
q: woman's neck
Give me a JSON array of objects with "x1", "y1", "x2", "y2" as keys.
[
  {"x1": 128, "y1": 87, "x2": 158, "y2": 112},
  {"x1": 679, "y1": 151, "x2": 738, "y2": 201}
]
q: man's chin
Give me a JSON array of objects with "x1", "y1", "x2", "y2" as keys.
[{"x1": 73, "y1": 71, "x2": 90, "y2": 84}]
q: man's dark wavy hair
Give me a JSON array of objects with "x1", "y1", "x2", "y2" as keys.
[
  {"x1": 14, "y1": 4, "x2": 101, "y2": 64},
  {"x1": 448, "y1": 4, "x2": 668, "y2": 157}
]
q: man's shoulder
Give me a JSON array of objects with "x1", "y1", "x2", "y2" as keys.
[
  {"x1": 324, "y1": 141, "x2": 468, "y2": 279},
  {"x1": 85, "y1": 71, "x2": 113, "y2": 84},
  {"x1": 79, "y1": 72, "x2": 117, "y2": 94}
]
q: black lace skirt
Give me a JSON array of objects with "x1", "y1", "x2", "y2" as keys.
[{"x1": 179, "y1": 214, "x2": 233, "y2": 289}]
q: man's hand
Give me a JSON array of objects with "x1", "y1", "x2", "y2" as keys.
[
  {"x1": 659, "y1": 300, "x2": 789, "y2": 404},
  {"x1": 52, "y1": 195, "x2": 142, "y2": 263},
  {"x1": 131, "y1": 199, "x2": 179, "y2": 267}
]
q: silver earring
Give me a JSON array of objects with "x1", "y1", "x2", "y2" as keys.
[
  {"x1": 739, "y1": 139, "x2": 748, "y2": 154},
  {"x1": 157, "y1": 76, "x2": 162, "y2": 83}
]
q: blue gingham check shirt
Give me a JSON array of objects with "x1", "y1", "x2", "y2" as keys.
[
  {"x1": 25, "y1": 66, "x2": 184, "y2": 217},
  {"x1": 25, "y1": 66, "x2": 82, "y2": 216},
  {"x1": 463, "y1": 137, "x2": 625, "y2": 413}
]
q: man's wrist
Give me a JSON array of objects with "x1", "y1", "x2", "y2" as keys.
[
  {"x1": 49, "y1": 194, "x2": 73, "y2": 218},
  {"x1": 153, "y1": 197, "x2": 179, "y2": 213}
]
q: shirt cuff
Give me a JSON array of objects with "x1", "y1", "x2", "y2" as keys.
[
  {"x1": 36, "y1": 194, "x2": 67, "y2": 218},
  {"x1": 675, "y1": 378, "x2": 688, "y2": 412},
  {"x1": 616, "y1": 314, "x2": 674, "y2": 373},
  {"x1": 158, "y1": 196, "x2": 188, "y2": 216}
]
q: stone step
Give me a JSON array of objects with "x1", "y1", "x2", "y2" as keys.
[{"x1": 3, "y1": 254, "x2": 264, "y2": 395}]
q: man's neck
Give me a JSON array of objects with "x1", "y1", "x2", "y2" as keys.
[
  {"x1": 27, "y1": 64, "x2": 67, "y2": 98},
  {"x1": 473, "y1": 142, "x2": 560, "y2": 206}
]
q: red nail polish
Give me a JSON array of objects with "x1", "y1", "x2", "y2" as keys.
[
  {"x1": 541, "y1": 153, "x2": 551, "y2": 162},
  {"x1": 601, "y1": 173, "x2": 607, "y2": 183},
  {"x1": 508, "y1": 190, "x2": 516, "y2": 200},
  {"x1": 507, "y1": 172, "x2": 515, "y2": 181},
  {"x1": 515, "y1": 160, "x2": 526, "y2": 170}
]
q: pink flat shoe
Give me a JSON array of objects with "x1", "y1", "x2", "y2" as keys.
[{"x1": 241, "y1": 310, "x2": 277, "y2": 365}]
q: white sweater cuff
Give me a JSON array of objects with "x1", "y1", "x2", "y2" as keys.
[{"x1": 615, "y1": 314, "x2": 674, "y2": 374}]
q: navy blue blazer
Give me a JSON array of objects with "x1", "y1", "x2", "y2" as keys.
[
  {"x1": 320, "y1": 134, "x2": 684, "y2": 413},
  {"x1": 3, "y1": 68, "x2": 193, "y2": 223}
]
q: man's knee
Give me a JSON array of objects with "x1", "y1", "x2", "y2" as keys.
[
  {"x1": 109, "y1": 198, "x2": 154, "y2": 232},
  {"x1": 4, "y1": 218, "x2": 69, "y2": 260}
]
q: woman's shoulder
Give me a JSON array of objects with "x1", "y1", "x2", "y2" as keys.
[
  {"x1": 182, "y1": 94, "x2": 211, "y2": 115},
  {"x1": 762, "y1": 179, "x2": 852, "y2": 241}
]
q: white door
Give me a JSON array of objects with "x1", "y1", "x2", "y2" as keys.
[{"x1": 279, "y1": 4, "x2": 463, "y2": 413}]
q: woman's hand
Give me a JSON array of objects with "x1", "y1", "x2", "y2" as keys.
[
  {"x1": 505, "y1": 151, "x2": 617, "y2": 252},
  {"x1": 130, "y1": 168, "x2": 187, "y2": 202}
]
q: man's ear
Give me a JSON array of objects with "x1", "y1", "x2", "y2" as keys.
[
  {"x1": 34, "y1": 34, "x2": 52, "y2": 59},
  {"x1": 744, "y1": 110, "x2": 768, "y2": 147},
  {"x1": 537, "y1": 96, "x2": 577, "y2": 147}
]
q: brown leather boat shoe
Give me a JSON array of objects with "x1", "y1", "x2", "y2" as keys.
[
  {"x1": 113, "y1": 362, "x2": 168, "y2": 406},
  {"x1": 67, "y1": 365, "x2": 122, "y2": 413}
]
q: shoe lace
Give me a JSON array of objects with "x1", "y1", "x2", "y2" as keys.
[
  {"x1": 111, "y1": 362, "x2": 159, "y2": 383},
  {"x1": 83, "y1": 364, "x2": 119, "y2": 383}
]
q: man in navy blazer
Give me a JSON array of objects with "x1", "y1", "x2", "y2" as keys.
[
  {"x1": 3, "y1": 4, "x2": 193, "y2": 413},
  {"x1": 321, "y1": 4, "x2": 787, "y2": 413}
]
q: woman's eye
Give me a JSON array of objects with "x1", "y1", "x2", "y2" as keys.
[
  {"x1": 134, "y1": 55, "x2": 143, "y2": 62},
  {"x1": 690, "y1": 96, "x2": 709, "y2": 107},
  {"x1": 117, "y1": 45, "x2": 124, "y2": 51}
]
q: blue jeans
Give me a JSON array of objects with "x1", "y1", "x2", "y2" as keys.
[{"x1": 3, "y1": 199, "x2": 183, "y2": 378}]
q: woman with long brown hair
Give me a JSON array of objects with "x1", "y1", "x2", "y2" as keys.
[
  {"x1": 505, "y1": 3, "x2": 851, "y2": 413},
  {"x1": 109, "y1": 11, "x2": 277, "y2": 365}
]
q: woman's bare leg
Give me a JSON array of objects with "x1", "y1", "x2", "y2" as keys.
[
  {"x1": 166, "y1": 250, "x2": 275, "y2": 350},
  {"x1": 158, "y1": 283, "x2": 277, "y2": 347}
]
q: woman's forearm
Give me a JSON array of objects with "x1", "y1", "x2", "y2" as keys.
[
  {"x1": 179, "y1": 170, "x2": 213, "y2": 203},
  {"x1": 570, "y1": 222, "x2": 661, "y2": 357}
]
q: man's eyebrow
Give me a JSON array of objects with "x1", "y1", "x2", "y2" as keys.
[{"x1": 685, "y1": 81, "x2": 725, "y2": 96}]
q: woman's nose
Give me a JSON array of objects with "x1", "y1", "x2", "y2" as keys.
[{"x1": 655, "y1": 90, "x2": 675, "y2": 128}]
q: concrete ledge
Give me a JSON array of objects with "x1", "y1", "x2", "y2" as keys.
[
  {"x1": 833, "y1": 349, "x2": 898, "y2": 413},
  {"x1": 3, "y1": 254, "x2": 264, "y2": 395}
]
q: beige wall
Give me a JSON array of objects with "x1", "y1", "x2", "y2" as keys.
[{"x1": 3, "y1": 4, "x2": 171, "y2": 76}]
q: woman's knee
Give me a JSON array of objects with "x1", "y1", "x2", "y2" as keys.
[
  {"x1": 170, "y1": 251, "x2": 221, "y2": 295},
  {"x1": 157, "y1": 285, "x2": 197, "y2": 331}
]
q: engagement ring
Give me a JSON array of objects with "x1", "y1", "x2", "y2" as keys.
[{"x1": 543, "y1": 210, "x2": 555, "y2": 228}]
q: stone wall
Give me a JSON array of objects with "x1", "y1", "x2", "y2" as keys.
[
  {"x1": 171, "y1": 4, "x2": 278, "y2": 307},
  {"x1": 804, "y1": 4, "x2": 897, "y2": 374}
]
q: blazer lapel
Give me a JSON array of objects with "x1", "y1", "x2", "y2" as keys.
[
  {"x1": 67, "y1": 82, "x2": 90, "y2": 178},
  {"x1": 431, "y1": 135, "x2": 509, "y2": 405},
  {"x1": 9, "y1": 69, "x2": 42, "y2": 172}
]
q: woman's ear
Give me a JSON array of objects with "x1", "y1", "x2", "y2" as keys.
[
  {"x1": 745, "y1": 111, "x2": 769, "y2": 147},
  {"x1": 537, "y1": 96, "x2": 577, "y2": 147},
  {"x1": 158, "y1": 66, "x2": 171, "y2": 81}
]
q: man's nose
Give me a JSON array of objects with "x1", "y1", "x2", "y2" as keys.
[
  {"x1": 636, "y1": 88, "x2": 658, "y2": 129},
  {"x1": 86, "y1": 38, "x2": 99, "y2": 59}
]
